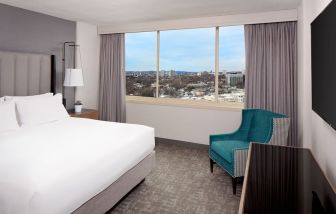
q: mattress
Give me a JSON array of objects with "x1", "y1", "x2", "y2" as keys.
[{"x1": 0, "y1": 118, "x2": 155, "y2": 214}]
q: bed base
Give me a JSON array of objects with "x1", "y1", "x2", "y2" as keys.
[{"x1": 72, "y1": 151, "x2": 156, "y2": 214}]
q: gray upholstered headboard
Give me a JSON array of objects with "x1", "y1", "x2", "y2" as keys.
[{"x1": 0, "y1": 51, "x2": 55, "y2": 97}]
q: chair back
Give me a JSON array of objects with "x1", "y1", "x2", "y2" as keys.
[{"x1": 242, "y1": 109, "x2": 286, "y2": 143}]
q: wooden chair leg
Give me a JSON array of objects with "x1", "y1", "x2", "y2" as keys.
[
  {"x1": 232, "y1": 177, "x2": 237, "y2": 195},
  {"x1": 210, "y1": 158, "x2": 214, "y2": 173}
]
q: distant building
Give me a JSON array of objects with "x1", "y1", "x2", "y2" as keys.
[
  {"x1": 126, "y1": 71, "x2": 156, "y2": 77},
  {"x1": 168, "y1": 70, "x2": 176, "y2": 77},
  {"x1": 160, "y1": 70, "x2": 176, "y2": 77},
  {"x1": 218, "y1": 89, "x2": 245, "y2": 103},
  {"x1": 226, "y1": 71, "x2": 245, "y2": 87},
  {"x1": 197, "y1": 71, "x2": 208, "y2": 76}
]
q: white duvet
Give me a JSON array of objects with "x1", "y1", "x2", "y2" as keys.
[{"x1": 0, "y1": 118, "x2": 155, "y2": 214}]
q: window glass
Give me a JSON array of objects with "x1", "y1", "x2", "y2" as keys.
[
  {"x1": 125, "y1": 32, "x2": 157, "y2": 97},
  {"x1": 160, "y1": 28, "x2": 215, "y2": 101},
  {"x1": 219, "y1": 26, "x2": 245, "y2": 103},
  {"x1": 125, "y1": 26, "x2": 246, "y2": 105}
]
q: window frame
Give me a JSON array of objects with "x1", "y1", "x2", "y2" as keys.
[{"x1": 125, "y1": 26, "x2": 245, "y2": 110}]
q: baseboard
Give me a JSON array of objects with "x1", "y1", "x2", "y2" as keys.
[{"x1": 155, "y1": 137, "x2": 208, "y2": 149}]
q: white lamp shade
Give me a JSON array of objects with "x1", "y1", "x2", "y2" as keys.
[{"x1": 63, "y1": 68, "x2": 84, "y2": 87}]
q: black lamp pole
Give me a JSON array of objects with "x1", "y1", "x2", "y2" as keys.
[{"x1": 62, "y1": 41, "x2": 76, "y2": 108}]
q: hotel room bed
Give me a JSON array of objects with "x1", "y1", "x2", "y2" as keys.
[
  {"x1": 0, "y1": 50, "x2": 156, "y2": 213},
  {"x1": 0, "y1": 118, "x2": 155, "y2": 214}
]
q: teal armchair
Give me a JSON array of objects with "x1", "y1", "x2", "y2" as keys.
[{"x1": 209, "y1": 109, "x2": 290, "y2": 194}]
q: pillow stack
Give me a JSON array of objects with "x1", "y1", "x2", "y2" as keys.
[{"x1": 0, "y1": 93, "x2": 69, "y2": 132}]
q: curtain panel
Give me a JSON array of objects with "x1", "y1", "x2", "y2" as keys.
[
  {"x1": 98, "y1": 33, "x2": 126, "y2": 122},
  {"x1": 244, "y1": 22, "x2": 298, "y2": 146}
]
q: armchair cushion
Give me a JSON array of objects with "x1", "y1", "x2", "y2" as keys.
[{"x1": 211, "y1": 140, "x2": 249, "y2": 164}]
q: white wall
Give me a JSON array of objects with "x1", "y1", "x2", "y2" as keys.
[
  {"x1": 298, "y1": 0, "x2": 336, "y2": 188},
  {"x1": 76, "y1": 22, "x2": 100, "y2": 109},
  {"x1": 127, "y1": 103, "x2": 242, "y2": 145}
]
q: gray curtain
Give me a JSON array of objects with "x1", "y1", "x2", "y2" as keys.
[
  {"x1": 98, "y1": 33, "x2": 126, "y2": 122},
  {"x1": 245, "y1": 22, "x2": 298, "y2": 147}
]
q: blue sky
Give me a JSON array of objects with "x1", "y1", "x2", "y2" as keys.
[{"x1": 125, "y1": 26, "x2": 245, "y2": 72}]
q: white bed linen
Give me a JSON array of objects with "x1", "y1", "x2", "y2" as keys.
[{"x1": 0, "y1": 118, "x2": 155, "y2": 214}]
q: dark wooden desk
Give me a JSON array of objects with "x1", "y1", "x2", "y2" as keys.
[{"x1": 239, "y1": 143, "x2": 336, "y2": 214}]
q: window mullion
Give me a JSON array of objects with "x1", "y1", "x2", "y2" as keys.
[
  {"x1": 156, "y1": 30, "x2": 160, "y2": 98},
  {"x1": 215, "y1": 26, "x2": 219, "y2": 102}
]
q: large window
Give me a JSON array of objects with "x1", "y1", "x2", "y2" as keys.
[{"x1": 125, "y1": 26, "x2": 245, "y2": 104}]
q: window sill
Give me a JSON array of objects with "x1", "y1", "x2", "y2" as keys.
[{"x1": 126, "y1": 96, "x2": 243, "y2": 111}]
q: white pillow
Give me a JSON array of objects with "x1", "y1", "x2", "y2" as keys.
[
  {"x1": 0, "y1": 101, "x2": 20, "y2": 132},
  {"x1": 5, "y1": 93, "x2": 53, "y2": 102},
  {"x1": 0, "y1": 97, "x2": 4, "y2": 102},
  {"x1": 15, "y1": 93, "x2": 69, "y2": 126}
]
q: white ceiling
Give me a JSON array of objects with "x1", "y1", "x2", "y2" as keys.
[{"x1": 0, "y1": 0, "x2": 300, "y2": 26}]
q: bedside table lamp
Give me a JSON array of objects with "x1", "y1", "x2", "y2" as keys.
[{"x1": 64, "y1": 68, "x2": 84, "y2": 112}]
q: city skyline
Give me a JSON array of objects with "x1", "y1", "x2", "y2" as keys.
[{"x1": 125, "y1": 26, "x2": 245, "y2": 72}]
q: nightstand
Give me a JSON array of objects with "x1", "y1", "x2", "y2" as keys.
[{"x1": 67, "y1": 109, "x2": 99, "y2": 120}]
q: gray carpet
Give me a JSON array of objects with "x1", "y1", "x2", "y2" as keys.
[{"x1": 109, "y1": 141, "x2": 242, "y2": 214}]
